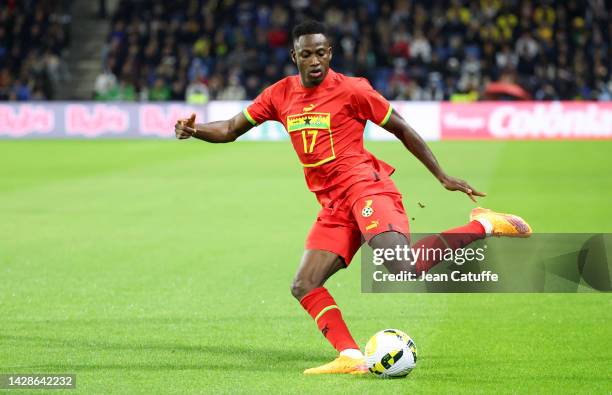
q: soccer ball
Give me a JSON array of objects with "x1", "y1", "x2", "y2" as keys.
[{"x1": 365, "y1": 329, "x2": 417, "y2": 378}]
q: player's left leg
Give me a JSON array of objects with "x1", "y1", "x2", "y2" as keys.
[
  {"x1": 403, "y1": 207, "x2": 532, "y2": 275},
  {"x1": 354, "y1": 192, "x2": 486, "y2": 275},
  {"x1": 368, "y1": 220, "x2": 487, "y2": 275},
  {"x1": 353, "y1": 194, "x2": 531, "y2": 275},
  {"x1": 353, "y1": 193, "x2": 419, "y2": 275}
]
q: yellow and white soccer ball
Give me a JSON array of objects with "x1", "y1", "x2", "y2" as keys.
[{"x1": 365, "y1": 329, "x2": 417, "y2": 378}]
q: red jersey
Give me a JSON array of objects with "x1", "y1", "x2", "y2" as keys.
[{"x1": 244, "y1": 69, "x2": 395, "y2": 206}]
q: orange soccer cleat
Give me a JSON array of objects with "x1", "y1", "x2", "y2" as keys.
[
  {"x1": 303, "y1": 355, "x2": 368, "y2": 375},
  {"x1": 470, "y1": 207, "x2": 532, "y2": 237}
]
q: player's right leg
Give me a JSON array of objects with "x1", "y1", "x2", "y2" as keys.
[
  {"x1": 291, "y1": 205, "x2": 368, "y2": 374},
  {"x1": 291, "y1": 249, "x2": 367, "y2": 374}
]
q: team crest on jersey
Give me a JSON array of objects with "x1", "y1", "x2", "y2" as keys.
[
  {"x1": 287, "y1": 112, "x2": 330, "y2": 132},
  {"x1": 361, "y1": 200, "x2": 374, "y2": 217}
]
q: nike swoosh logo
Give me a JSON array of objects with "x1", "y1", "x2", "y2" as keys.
[{"x1": 303, "y1": 104, "x2": 316, "y2": 112}]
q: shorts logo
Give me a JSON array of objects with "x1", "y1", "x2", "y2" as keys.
[
  {"x1": 366, "y1": 220, "x2": 379, "y2": 231},
  {"x1": 361, "y1": 200, "x2": 374, "y2": 217}
]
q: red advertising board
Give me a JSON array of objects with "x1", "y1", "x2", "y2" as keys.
[
  {"x1": 440, "y1": 102, "x2": 612, "y2": 139},
  {"x1": 1, "y1": 101, "x2": 611, "y2": 140}
]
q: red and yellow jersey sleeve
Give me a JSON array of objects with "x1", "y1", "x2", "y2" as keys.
[
  {"x1": 350, "y1": 78, "x2": 392, "y2": 126},
  {"x1": 243, "y1": 84, "x2": 279, "y2": 125}
]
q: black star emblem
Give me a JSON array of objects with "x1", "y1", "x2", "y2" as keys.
[{"x1": 304, "y1": 117, "x2": 311, "y2": 125}]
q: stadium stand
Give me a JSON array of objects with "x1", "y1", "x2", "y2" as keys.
[
  {"x1": 0, "y1": 0, "x2": 72, "y2": 100},
  {"x1": 4, "y1": 1, "x2": 609, "y2": 102},
  {"x1": 94, "y1": 0, "x2": 610, "y2": 102}
]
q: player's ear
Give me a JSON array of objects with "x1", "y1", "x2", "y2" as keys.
[
  {"x1": 328, "y1": 46, "x2": 332, "y2": 61},
  {"x1": 290, "y1": 48, "x2": 296, "y2": 65}
]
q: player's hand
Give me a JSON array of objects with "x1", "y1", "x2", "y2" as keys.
[
  {"x1": 175, "y1": 113, "x2": 196, "y2": 139},
  {"x1": 439, "y1": 175, "x2": 486, "y2": 203}
]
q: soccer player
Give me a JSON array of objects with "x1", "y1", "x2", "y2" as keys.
[{"x1": 174, "y1": 21, "x2": 531, "y2": 374}]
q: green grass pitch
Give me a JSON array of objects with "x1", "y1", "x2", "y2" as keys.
[{"x1": 1, "y1": 139, "x2": 611, "y2": 393}]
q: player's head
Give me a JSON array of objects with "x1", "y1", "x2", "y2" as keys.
[{"x1": 291, "y1": 20, "x2": 332, "y2": 88}]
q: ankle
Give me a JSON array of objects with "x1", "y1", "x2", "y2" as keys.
[{"x1": 340, "y1": 348, "x2": 363, "y2": 359}]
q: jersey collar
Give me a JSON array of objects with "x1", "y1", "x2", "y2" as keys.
[{"x1": 298, "y1": 68, "x2": 336, "y2": 91}]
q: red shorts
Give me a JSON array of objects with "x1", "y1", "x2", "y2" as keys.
[{"x1": 305, "y1": 179, "x2": 410, "y2": 265}]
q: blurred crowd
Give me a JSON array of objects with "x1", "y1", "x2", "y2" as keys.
[
  {"x1": 95, "y1": 0, "x2": 611, "y2": 102},
  {"x1": 0, "y1": 0, "x2": 71, "y2": 101}
]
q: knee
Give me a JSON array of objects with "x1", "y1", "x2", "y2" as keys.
[
  {"x1": 369, "y1": 231, "x2": 409, "y2": 250},
  {"x1": 369, "y1": 231, "x2": 413, "y2": 275},
  {"x1": 290, "y1": 277, "x2": 316, "y2": 301}
]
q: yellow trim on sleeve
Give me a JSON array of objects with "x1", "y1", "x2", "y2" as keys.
[
  {"x1": 243, "y1": 108, "x2": 257, "y2": 126},
  {"x1": 314, "y1": 305, "x2": 339, "y2": 323},
  {"x1": 379, "y1": 104, "x2": 392, "y2": 126}
]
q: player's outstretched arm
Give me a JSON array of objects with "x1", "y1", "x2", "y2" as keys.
[
  {"x1": 174, "y1": 112, "x2": 253, "y2": 143},
  {"x1": 383, "y1": 109, "x2": 486, "y2": 202}
]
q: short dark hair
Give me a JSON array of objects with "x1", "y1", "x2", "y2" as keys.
[{"x1": 292, "y1": 20, "x2": 329, "y2": 42}]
